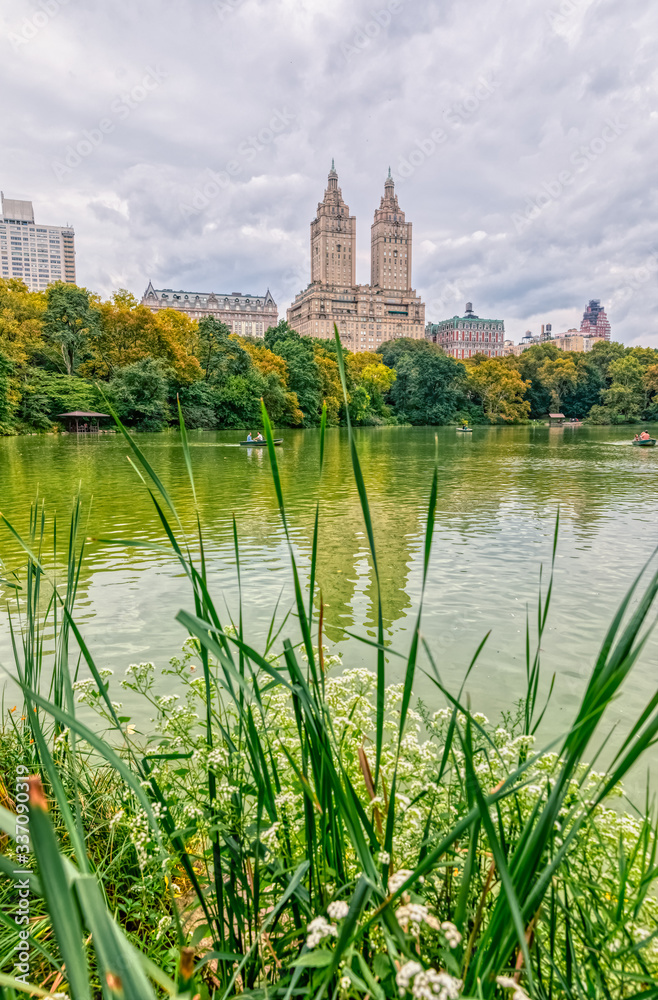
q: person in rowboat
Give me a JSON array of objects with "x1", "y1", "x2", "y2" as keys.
[
  {"x1": 640, "y1": 429, "x2": 651, "y2": 440},
  {"x1": 633, "y1": 434, "x2": 640, "y2": 442},
  {"x1": 246, "y1": 432, "x2": 253, "y2": 441},
  {"x1": 255, "y1": 432, "x2": 264, "y2": 441}
]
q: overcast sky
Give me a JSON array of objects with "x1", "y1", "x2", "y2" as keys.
[{"x1": 2, "y1": 0, "x2": 657, "y2": 345}]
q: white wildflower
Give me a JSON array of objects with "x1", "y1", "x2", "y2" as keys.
[
  {"x1": 413, "y1": 970, "x2": 462, "y2": 1000},
  {"x1": 496, "y1": 976, "x2": 529, "y2": 1000},
  {"x1": 183, "y1": 803, "x2": 205, "y2": 821},
  {"x1": 156, "y1": 694, "x2": 180, "y2": 709},
  {"x1": 109, "y1": 809, "x2": 125, "y2": 829},
  {"x1": 121, "y1": 662, "x2": 155, "y2": 688},
  {"x1": 397, "y1": 960, "x2": 423, "y2": 995},
  {"x1": 340, "y1": 976, "x2": 350, "y2": 990},
  {"x1": 441, "y1": 921, "x2": 462, "y2": 948},
  {"x1": 397, "y1": 962, "x2": 462, "y2": 1000},
  {"x1": 306, "y1": 915, "x2": 338, "y2": 949},
  {"x1": 72, "y1": 678, "x2": 97, "y2": 705},
  {"x1": 389, "y1": 869, "x2": 414, "y2": 894},
  {"x1": 261, "y1": 822, "x2": 280, "y2": 846},
  {"x1": 327, "y1": 900, "x2": 349, "y2": 920},
  {"x1": 155, "y1": 914, "x2": 171, "y2": 940},
  {"x1": 377, "y1": 851, "x2": 391, "y2": 865},
  {"x1": 397, "y1": 902, "x2": 430, "y2": 936}
]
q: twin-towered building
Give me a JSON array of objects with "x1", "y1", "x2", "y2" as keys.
[{"x1": 287, "y1": 163, "x2": 425, "y2": 349}]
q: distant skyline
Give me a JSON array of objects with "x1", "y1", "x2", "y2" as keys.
[{"x1": 2, "y1": 0, "x2": 656, "y2": 346}]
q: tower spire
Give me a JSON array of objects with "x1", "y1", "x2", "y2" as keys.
[{"x1": 328, "y1": 158, "x2": 338, "y2": 191}]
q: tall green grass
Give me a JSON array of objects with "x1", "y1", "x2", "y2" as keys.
[{"x1": 1, "y1": 326, "x2": 658, "y2": 999}]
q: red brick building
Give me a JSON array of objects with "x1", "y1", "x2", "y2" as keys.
[{"x1": 580, "y1": 299, "x2": 611, "y2": 340}]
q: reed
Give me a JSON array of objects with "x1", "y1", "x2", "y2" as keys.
[{"x1": 1, "y1": 327, "x2": 657, "y2": 1000}]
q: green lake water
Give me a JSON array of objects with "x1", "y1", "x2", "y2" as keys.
[{"x1": 1, "y1": 423, "x2": 657, "y2": 765}]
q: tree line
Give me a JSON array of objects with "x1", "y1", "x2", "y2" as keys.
[{"x1": 0, "y1": 278, "x2": 656, "y2": 433}]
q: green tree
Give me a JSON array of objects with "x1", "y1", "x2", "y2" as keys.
[
  {"x1": 0, "y1": 351, "x2": 13, "y2": 430},
  {"x1": 643, "y1": 364, "x2": 658, "y2": 419},
  {"x1": 176, "y1": 381, "x2": 218, "y2": 429},
  {"x1": 264, "y1": 322, "x2": 322, "y2": 424},
  {"x1": 16, "y1": 370, "x2": 99, "y2": 430},
  {"x1": 198, "y1": 316, "x2": 233, "y2": 381},
  {"x1": 237, "y1": 336, "x2": 303, "y2": 425},
  {"x1": 0, "y1": 278, "x2": 46, "y2": 365},
  {"x1": 537, "y1": 356, "x2": 578, "y2": 412},
  {"x1": 377, "y1": 336, "x2": 438, "y2": 370},
  {"x1": 468, "y1": 359, "x2": 531, "y2": 423},
  {"x1": 388, "y1": 348, "x2": 467, "y2": 424},
  {"x1": 43, "y1": 282, "x2": 99, "y2": 375},
  {"x1": 346, "y1": 351, "x2": 396, "y2": 422},
  {"x1": 510, "y1": 344, "x2": 560, "y2": 418},
  {"x1": 212, "y1": 373, "x2": 264, "y2": 428},
  {"x1": 587, "y1": 340, "x2": 627, "y2": 382},
  {"x1": 561, "y1": 356, "x2": 605, "y2": 418},
  {"x1": 108, "y1": 358, "x2": 169, "y2": 431},
  {"x1": 628, "y1": 346, "x2": 658, "y2": 369},
  {"x1": 313, "y1": 345, "x2": 343, "y2": 424},
  {"x1": 600, "y1": 355, "x2": 645, "y2": 419}
]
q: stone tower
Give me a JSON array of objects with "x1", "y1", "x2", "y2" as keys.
[
  {"x1": 310, "y1": 160, "x2": 357, "y2": 287},
  {"x1": 370, "y1": 168, "x2": 412, "y2": 291},
  {"x1": 288, "y1": 166, "x2": 425, "y2": 347}
]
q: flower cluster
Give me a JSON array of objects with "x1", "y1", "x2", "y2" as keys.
[
  {"x1": 121, "y1": 661, "x2": 155, "y2": 690},
  {"x1": 396, "y1": 902, "x2": 440, "y2": 936},
  {"x1": 306, "y1": 915, "x2": 338, "y2": 949},
  {"x1": 69, "y1": 644, "x2": 658, "y2": 990},
  {"x1": 327, "y1": 900, "x2": 349, "y2": 920},
  {"x1": 396, "y1": 961, "x2": 462, "y2": 1000},
  {"x1": 389, "y1": 869, "x2": 414, "y2": 894},
  {"x1": 496, "y1": 976, "x2": 529, "y2": 999},
  {"x1": 441, "y1": 922, "x2": 462, "y2": 949},
  {"x1": 72, "y1": 677, "x2": 98, "y2": 705}
]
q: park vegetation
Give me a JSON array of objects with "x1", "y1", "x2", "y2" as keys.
[
  {"x1": 1, "y1": 339, "x2": 658, "y2": 999},
  {"x1": 1, "y1": 278, "x2": 657, "y2": 434}
]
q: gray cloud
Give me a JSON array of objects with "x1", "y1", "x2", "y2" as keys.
[{"x1": 2, "y1": 0, "x2": 656, "y2": 344}]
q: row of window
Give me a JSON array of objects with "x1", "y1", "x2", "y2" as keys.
[{"x1": 445, "y1": 332, "x2": 503, "y2": 342}]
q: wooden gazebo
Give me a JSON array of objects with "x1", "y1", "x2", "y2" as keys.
[
  {"x1": 548, "y1": 412, "x2": 565, "y2": 426},
  {"x1": 57, "y1": 411, "x2": 110, "y2": 433}
]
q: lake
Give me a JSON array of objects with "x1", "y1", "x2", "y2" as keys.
[{"x1": 1, "y1": 423, "x2": 657, "y2": 762}]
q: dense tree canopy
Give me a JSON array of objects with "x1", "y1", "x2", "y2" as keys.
[
  {"x1": 108, "y1": 357, "x2": 170, "y2": 431},
  {"x1": 380, "y1": 342, "x2": 467, "y2": 424},
  {"x1": 43, "y1": 282, "x2": 99, "y2": 375},
  {"x1": 1, "y1": 278, "x2": 657, "y2": 434},
  {"x1": 0, "y1": 351, "x2": 13, "y2": 429},
  {"x1": 537, "y1": 357, "x2": 578, "y2": 412},
  {"x1": 467, "y1": 359, "x2": 531, "y2": 423}
]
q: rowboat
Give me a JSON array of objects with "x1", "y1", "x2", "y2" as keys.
[
  {"x1": 456, "y1": 427, "x2": 473, "y2": 433},
  {"x1": 632, "y1": 438, "x2": 656, "y2": 447},
  {"x1": 239, "y1": 439, "x2": 283, "y2": 447}
]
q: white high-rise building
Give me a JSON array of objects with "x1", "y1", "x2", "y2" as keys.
[{"x1": 0, "y1": 193, "x2": 76, "y2": 291}]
